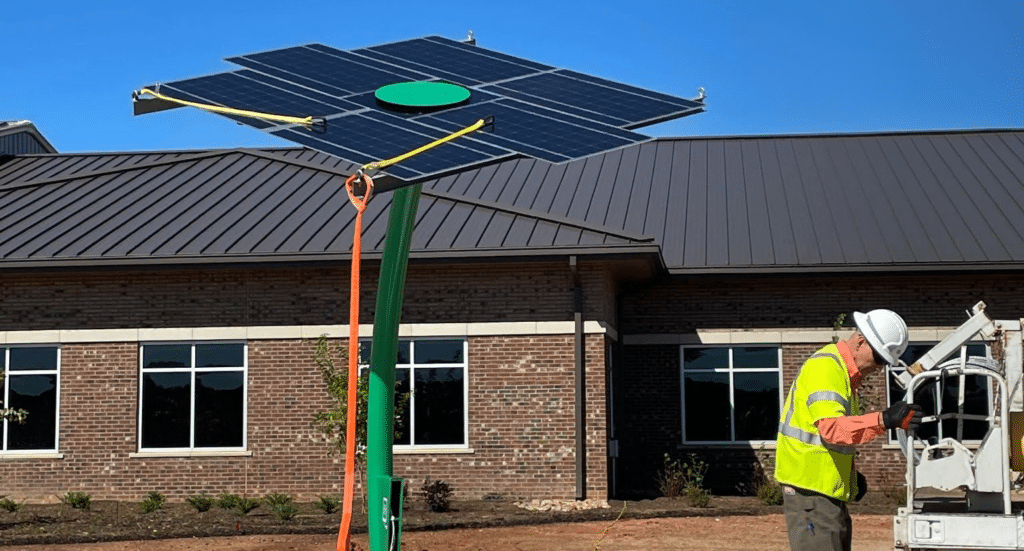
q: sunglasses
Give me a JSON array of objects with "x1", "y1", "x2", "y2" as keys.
[{"x1": 871, "y1": 348, "x2": 887, "y2": 366}]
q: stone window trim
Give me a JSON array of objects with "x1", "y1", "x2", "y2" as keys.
[
  {"x1": 137, "y1": 341, "x2": 248, "y2": 453},
  {"x1": 359, "y1": 337, "x2": 470, "y2": 450},
  {"x1": 1, "y1": 345, "x2": 61, "y2": 455},
  {"x1": 679, "y1": 345, "x2": 783, "y2": 445}
]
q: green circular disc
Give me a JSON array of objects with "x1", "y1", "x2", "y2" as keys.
[{"x1": 375, "y1": 81, "x2": 471, "y2": 112}]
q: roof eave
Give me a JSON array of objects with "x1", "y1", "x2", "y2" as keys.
[{"x1": 0, "y1": 244, "x2": 665, "y2": 272}]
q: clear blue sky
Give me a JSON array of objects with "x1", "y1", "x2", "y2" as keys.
[{"x1": 3, "y1": 1, "x2": 1021, "y2": 153}]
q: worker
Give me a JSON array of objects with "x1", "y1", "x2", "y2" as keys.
[{"x1": 775, "y1": 309, "x2": 924, "y2": 551}]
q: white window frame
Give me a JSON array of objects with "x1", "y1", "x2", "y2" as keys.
[
  {"x1": 884, "y1": 342, "x2": 991, "y2": 445},
  {"x1": 1, "y1": 345, "x2": 61, "y2": 454},
  {"x1": 679, "y1": 345, "x2": 783, "y2": 445},
  {"x1": 360, "y1": 337, "x2": 469, "y2": 450},
  {"x1": 138, "y1": 341, "x2": 248, "y2": 453}
]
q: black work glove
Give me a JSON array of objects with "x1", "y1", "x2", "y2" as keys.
[
  {"x1": 854, "y1": 471, "x2": 868, "y2": 502},
  {"x1": 882, "y1": 401, "x2": 924, "y2": 432}
]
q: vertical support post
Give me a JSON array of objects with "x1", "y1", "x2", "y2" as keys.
[
  {"x1": 570, "y1": 256, "x2": 586, "y2": 500},
  {"x1": 367, "y1": 183, "x2": 422, "y2": 551}
]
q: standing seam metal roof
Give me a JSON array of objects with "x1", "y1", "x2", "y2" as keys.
[
  {"x1": 1, "y1": 129, "x2": 1022, "y2": 272},
  {"x1": 0, "y1": 148, "x2": 652, "y2": 268}
]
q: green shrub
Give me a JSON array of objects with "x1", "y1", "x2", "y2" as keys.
[
  {"x1": 217, "y1": 493, "x2": 242, "y2": 509},
  {"x1": 139, "y1": 491, "x2": 166, "y2": 514},
  {"x1": 421, "y1": 479, "x2": 453, "y2": 513},
  {"x1": 756, "y1": 479, "x2": 783, "y2": 506},
  {"x1": 236, "y1": 497, "x2": 261, "y2": 516},
  {"x1": 59, "y1": 491, "x2": 91, "y2": 509},
  {"x1": 263, "y1": 492, "x2": 293, "y2": 508},
  {"x1": 656, "y1": 453, "x2": 711, "y2": 507},
  {"x1": 0, "y1": 496, "x2": 22, "y2": 513},
  {"x1": 270, "y1": 501, "x2": 299, "y2": 520},
  {"x1": 186, "y1": 493, "x2": 214, "y2": 512},
  {"x1": 656, "y1": 454, "x2": 689, "y2": 498},
  {"x1": 315, "y1": 495, "x2": 341, "y2": 514},
  {"x1": 686, "y1": 484, "x2": 711, "y2": 508}
]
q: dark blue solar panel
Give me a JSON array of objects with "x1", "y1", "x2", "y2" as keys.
[
  {"x1": 419, "y1": 99, "x2": 641, "y2": 163},
  {"x1": 152, "y1": 82, "x2": 271, "y2": 129},
  {"x1": 343, "y1": 86, "x2": 502, "y2": 117},
  {"x1": 273, "y1": 125, "x2": 419, "y2": 181},
  {"x1": 229, "y1": 46, "x2": 426, "y2": 95},
  {"x1": 274, "y1": 112, "x2": 514, "y2": 179},
  {"x1": 164, "y1": 72, "x2": 346, "y2": 124},
  {"x1": 480, "y1": 83, "x2": 628, "y2": 127},
  {"x1": 362, "y1": 38, "x2": 544, "y2": 84},
  {"x1": 486, "y1": 71, "x2": 699, "y2": 129},
  {"x1": 221, "y1": 60, "x2": 351, "y2": 98},
  {"x1": 139, "y1": 35, "x2": 705, "y2": 183},
  {"x1": 236, "y1": 69, "x2": 362, "y2": 111},
  {"x1": 345, "y1": 48, "x2": 479, "y2": 88},
  {"x1": 559, "y1": 69, "x2": 703, "y2": 109},
  {"x1": 423, "y1": 36, "x2": 553, "y2": 72}
]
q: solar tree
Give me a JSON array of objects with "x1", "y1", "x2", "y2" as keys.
[{"x1": 133, "y1": 34, "x2": 704, "y2": 551}]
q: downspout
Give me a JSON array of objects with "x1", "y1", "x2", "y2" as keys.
[{"x1": 570, "y1": 255, "x2": 586, "y2": 500}]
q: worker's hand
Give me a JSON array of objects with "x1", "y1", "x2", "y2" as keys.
[
  {"x1": 882, "y1": 401, "x2": 924, "y2": 431},
  {"x1": 854, "y1": 471, "x2": 868, "y2": 502}
]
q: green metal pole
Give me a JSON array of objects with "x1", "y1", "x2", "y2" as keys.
[{"x1": 366, "y1": 182, "x2": 421, "y2": 551}]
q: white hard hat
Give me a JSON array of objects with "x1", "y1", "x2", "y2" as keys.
[{"x1": 852, "y1": 309, "x2": 909, "y2": 366}]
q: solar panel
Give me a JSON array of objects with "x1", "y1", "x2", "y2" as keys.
[{"x1": 136, "y1": 35, "x2": 704, "y2": 183}]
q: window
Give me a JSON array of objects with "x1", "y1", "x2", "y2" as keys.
[
  {"x1": 360, "y1": 338, "x2": 467, "y2": 448},
  {"x1": 680, "y1": 346, "x2": 782, "y2": 443},
  {"x1": 886, "y1": 343, "x2": 991, "y2": 443},
  {"x1": 2, "y1": 346, "x2": 60, "y2": 452},
  {"x1": 139, "y1": 343, "x2": 246, "y2": 451}
]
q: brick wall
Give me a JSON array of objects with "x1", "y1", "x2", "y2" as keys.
[
  {"x1": 616, "y1": 341, "x2": 905, "y2": 497},
  {"x1": 0, "y1": 260, "x2": 612, "y2": 331},
  {"x1": 1, "y1": 334, "x2": 608, "y2": 503},
  {"x1": 620, "y1": 272, "x2": 1024, "y2": 333},
  {"x1": 614, "y1": 272, "x2": 1024, "y2": 498},
  {"x1": 394, "y1": 334, "x2": 607, "y2": 501}
]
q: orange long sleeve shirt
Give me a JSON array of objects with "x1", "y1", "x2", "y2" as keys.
[{"x1": 813, "y1": 340, "x2": 887, "y2": 445}]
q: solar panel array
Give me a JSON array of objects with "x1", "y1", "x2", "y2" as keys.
[{"x1": 143, "y1": 36, "x2": 704, "y2": 182}]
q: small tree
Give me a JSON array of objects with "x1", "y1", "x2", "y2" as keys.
[
  {"x1": 0, "y1": 363, "x2": 27, "y2": 424},
  {"x1": 311, "y1": 335, "x2": 408, "y2": 509}
]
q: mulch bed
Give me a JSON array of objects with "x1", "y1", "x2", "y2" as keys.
[{"x1": 0, "y1": 494, "x2": 899, "y2": 547}]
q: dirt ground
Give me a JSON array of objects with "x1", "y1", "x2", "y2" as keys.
[
  {"x1": 3, "y1": 514, "x2": 895, "y2": 551},
  {"x1": 1, "y1": 494, "x2": 903, "y2": 550}
]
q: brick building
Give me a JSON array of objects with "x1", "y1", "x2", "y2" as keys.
[{"x1": 1, "y1": 127, "x2": 1022, "y2": 502}]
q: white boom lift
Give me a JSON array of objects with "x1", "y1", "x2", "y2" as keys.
[{"x1": 892, "y1": 302, "x2": 1024, "y2": 550}]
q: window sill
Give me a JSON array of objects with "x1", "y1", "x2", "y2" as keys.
[
  {"x1": 130, "y1": 450, "x2": 252, "y2": 458},
  {"x1": 881, "y1": 442, "x2": 980, "y2": 451},
  {"x1": 0, "y1": 452, "x2": 64, "y2": 460},
  {"x1": 678, "y1": 442, "x2": 777, "y2": 450},
  {"x1": 394, "y1": 447, "x2": 474, "y2": 455}
]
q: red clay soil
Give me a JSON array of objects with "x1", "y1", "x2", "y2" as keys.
[{"x1": 4, "y1": 514, "x2": 894, "y2": 551}]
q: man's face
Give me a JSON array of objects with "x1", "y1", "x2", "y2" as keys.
[{"x1": 852, "y1": 333, "x2": 886, "y2": 375}]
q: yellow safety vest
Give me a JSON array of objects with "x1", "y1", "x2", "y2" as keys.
[{"x1": 774, "y1": 343, "x2": 861, "y2": 501}]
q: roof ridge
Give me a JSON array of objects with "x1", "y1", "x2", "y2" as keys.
[
  {"x1": 655, "y1": 128, "x2": 1024, "y2": 143},
  {"x1": 420, "y1": 186, "x2": 654, "y2": 243},
  {"x1": 0, "y1": 150, "x2": 240, "y2": 192}
]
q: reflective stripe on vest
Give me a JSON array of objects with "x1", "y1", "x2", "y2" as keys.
[{"x1": 774, "y1": 344, "x2": 860, "y2": 499}]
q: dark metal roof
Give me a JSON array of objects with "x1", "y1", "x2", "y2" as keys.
[
  {"x1": 1, "y1": 129, "x2": 1022, "y2": 273},
  {"x1": 439, "y1": 129, "x2": 1024, "y2": 273},
  {"x1": 0, "y1": 121, "x2": 57, "y2": 156},
  {"x1": 0, "y1": 148, "x2": 652, "y2": 269}
]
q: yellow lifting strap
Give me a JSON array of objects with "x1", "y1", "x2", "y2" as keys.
[
  {"x1": 136, "y1": 87, "x2": 320, "y2": 127},
  {"x1": 360, "y1": 117, "x2": 489, "y2": 172},
  {"x1": 137, "y1": 87, "x2": 490, "y2": 176}
]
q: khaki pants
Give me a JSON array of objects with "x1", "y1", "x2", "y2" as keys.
[{"x1": 782, "y1": 486, "x2": 852, "y2": 551}]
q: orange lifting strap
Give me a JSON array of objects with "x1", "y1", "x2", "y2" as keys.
[{"x1": 338, "y1": 173, "x2": 373, "y2": 551}]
